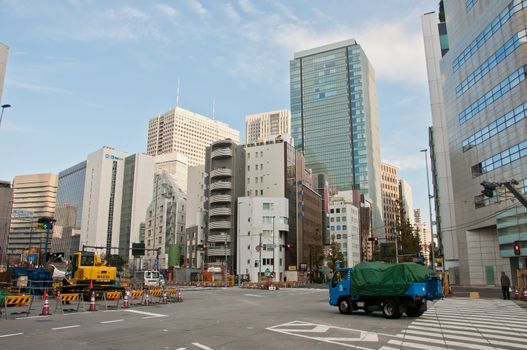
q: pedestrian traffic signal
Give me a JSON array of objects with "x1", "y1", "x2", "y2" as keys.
[
  {"x1": 514, "y1": 241, "x2": 521, "y2": 256},
  {"x1": 480, "y1": 181, "x2": 497, "y2": 198},
  {"x1": 285, "y1": 243, "x2": 293, "y2": 251}
]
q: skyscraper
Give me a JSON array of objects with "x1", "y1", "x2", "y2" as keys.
[
  {"x1": 290, "y1": 39, "x2": 383, "y2": 235},
  {"x1": 147, "y1": 106, "x2": 240, "y2": 166},
  {"x1": 0, "y1": 42, "x2": 8, "y2": 103},
  {"x1": 245, "y1": 109, "x2": 291, "y2": 144},
  {"x1": 422, "y1": 1, "x2": 527, "y2": 285}
]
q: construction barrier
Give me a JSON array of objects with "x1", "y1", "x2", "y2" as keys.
[
  {"x1": 129, "y1": 290, "x2": 144, "y2": 306},
  {"x1": 149, "y1": 288, "x2": 162, "y2": 303},
  {"x1": 54, "y1": 293, "x2": 84, "y2": 314},
  {"x1": 103, "y1": 291, "x2": 122, "y2": 310},
  {"x1": 167, "y1": 288, "x2": 182, "y2": 302},
  {"x1": 1, "y1": 295, "x2": 32, "y2": 319}
]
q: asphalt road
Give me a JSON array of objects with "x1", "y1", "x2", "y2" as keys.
[{"x1": 1, "y1": 287, "x2": 527, "y2": 349}]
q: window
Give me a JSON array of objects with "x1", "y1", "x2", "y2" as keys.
[
  {"x1": 255, "y1": 164, "x2": 259, "y2": 170},
  {"x1": 337, "y1": 225, "x2": 341, "y2": 231},
  {"x1": 474, "y1": 140, "x2": 527, "y2": 176},
  {"x1": 261, "y1": 190, "x2": 263, "y2": 195},
  {"x1": 330, "y1": 209, "x2": 334, "y2": 213},
  {"x1": 255, "y1": 177, "x2": 258, "y2": 183},
  {"x1": 263, "y1": 203, "x2": 274, "y2": 210},
  {"x1": 260, "y1": 151, "x2": 263, "y2": 157},
  {"x1": 336, "y1": 234, "x2": 341, "y2": 239},
  {"x1": 248, "y1": 165, "x2": 250, "y2": 171},
  {"x1": 261, "y1": 164, "x2": 264, "y2": 170},
  {"x1": 343, "y1": 225, "x2": 347, "y2": 231},
  {"x1": 342, "y1": 216, "x2": 346, "y2": 221},
  {"x1": 336, "y1": 208, "x2": 340, "y2": 213},
  {"x1": 330, "y1": 217, "x2": 335, "y2": 222},
  {"x1": 341, "y1": 208, "x2": 346, "y2": 213}
]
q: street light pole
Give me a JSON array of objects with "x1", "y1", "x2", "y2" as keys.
[
  {"x1": 0, "y1": 104, "x2": 11, "y2": 128},
  {"x1": 272, "y1": 216, "x2": 275, "y2": 282},
  {"x1": 421, "y1": 149, "x2": 436, "y2": 273}
]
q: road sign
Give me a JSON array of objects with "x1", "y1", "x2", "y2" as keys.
[
  {"x1": 154, "y1": 259, "x2": 159, "y2": 270},
  {"x1": 12, "y1": 210, "x2": 33, "y2": 218}
]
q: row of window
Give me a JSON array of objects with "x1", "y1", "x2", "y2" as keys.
[
  {"x1": 459, "y1": 66, "x2": 526, "y2": 124},
  {"x1": 462, "y1": 101, "x2": 527, "y2": 151},
  {"x1": 456, "y1": 29, "x2": 526, "y2": 97},
  {"x1": 247, "y1": 164, "x2": 264, "y2": 171},
  {"x1": 472, "y1": 140, "x2": 527, "y2": 176},
  {"x1": 330, "y1": 216, "x2": 347, "y2": 222},
  {"x1": 466, "y1": 0, "x2": 479, "y2": 11},
  {"x1": 247, "y1": 151, "x2": 264, "y2": 159},
  {"x1": 330, "y1": 207, "x2": 346, "y2": 214},
  {"x1": 452, "y1": 0, "x2": 526, "y2": 72},
  {"x1": 329, "y1": 225, "x2": 348, "y2": 231},
  {"x1": 247, "y1": 190, "x2": 264, "y2": 196}
]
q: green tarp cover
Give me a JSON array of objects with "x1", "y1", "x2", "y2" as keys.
[{"x1": 349, "y1": 262, "x2": 432, "y2": 296}]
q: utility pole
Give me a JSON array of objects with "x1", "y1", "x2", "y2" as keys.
[
  {"x1": 258, "y1": 232, "x2": 262, "y2": 282},
  {"x1": 272, "y1": 216, "x2": 275, "y2": 282}
]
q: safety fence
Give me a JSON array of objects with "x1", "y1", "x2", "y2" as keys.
[
  {"x1": 1, "y1": 295, "x2": 33, "y2": 319},
  {"x1": 240, "y1": 281, "x2": 306, "y2": 289},
  {"x1": 54, "y1": 293, "x2": 84, "y2": 314}
]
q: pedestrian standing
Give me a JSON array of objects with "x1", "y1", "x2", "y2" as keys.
[{"x1": 500, "y1": 271, "x2": 511, "y2": 300}]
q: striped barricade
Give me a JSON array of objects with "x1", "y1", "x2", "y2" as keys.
[
  {"x1": 103, "y1": 291, "x2": 122, "y2": 310},
  {"x1": 129, "y1": 290, "x2": 144, "y2": 306},
  {"x1": 167, "y1": 288, "x2": 182, "y2": 302},
  {"x1": 149, "y1": 288, "x2": 163, "y2": 303},
  {"x1": 55, "y1": 293, "x2": 84, "y2": 314},
  {"x1": 1, "y1": 295, "x2": 32, "y2": 319}
]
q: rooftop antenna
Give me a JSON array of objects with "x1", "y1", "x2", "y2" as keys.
[{"x1": 176, "y1": 79, "x2": 180, "y2": 108}]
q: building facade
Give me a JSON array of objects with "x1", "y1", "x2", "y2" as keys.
[
  {"x1": 328, "y1": 191, "x2": 361, "y2": 267},
  {"x1": 381, "y1": 162, "x2": 399, "y2": 241},
  {"x1": 7, "y1": 173, "x2": 58, "y2": 256},
  {"x1": 422, "y1": 1, "x2": 527, "y2": 285},
  {"x1": 146, "y1": 106, "x2": 240, "y2": 167},
  {"x1": 80, "y1": 147, "x2": 128, "y2": 257},
  {"x1": 0, "y1": 42, "x2": 8, "y2": 103},
  {"x1": 237, "y1": 197, "x2": 289, "y2": 282},
  {"x1": 0, "y1": 181, "x2": 13, "y2": 264},
  {"x1": 184, "y1": 165, "x2": 207, "y2": 269},
  {"x1": 399, "y1": 180, "x2": 415, "y2": 226},
  {"x1": 245, "y1": 109, "x2": 291, "y2": 144},
  {"x1": 144, "y1": 172, "x2": 186, "y2": 270},
  {"x1": 204, "y1": 139, "x2": 246, "y2": 275},
  {"x1": 155, "y1": 152, "x2": 188, "y2": 193},
  {"x1": 290, "y1": 39, "x2": 384, "y2": 237}
]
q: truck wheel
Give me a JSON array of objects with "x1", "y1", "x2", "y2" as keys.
[
  {"x1": 338, "y1": 298, "x2": 351, "y2": 314},
  {"x1": 382, "y1": 299, "x2": 400, "y2": 319}
]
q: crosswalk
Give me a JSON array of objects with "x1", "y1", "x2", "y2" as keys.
[{"x1": 384, "y1": 298, "x2": 527, "y2": 350}]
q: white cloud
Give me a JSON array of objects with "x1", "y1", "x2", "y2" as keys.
[
  {"x1": 224, "y1": 3, "x2": 240, "y2": 20},
  {"x1": 238, "y1": 0, "x2": 258, "y2": 15},
  {"x1": 270, "y1": 21, "x2": 427, "y2": 86},
  {"x1": 384, "y1": 154, "x2": 425, "y2": 171},
  {"x1": 154, "y1": 3, "x2": 178, "y2": 17},
  {"x1": 7, "y1": 79, "x2": 72, "y2": 95},
  {"x1": 189, "y1": 0, "x2": 207, "y2": 16}
]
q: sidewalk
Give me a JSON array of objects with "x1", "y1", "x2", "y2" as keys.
[{"x1": 449, "y1": 285, "x2": 503, "y2": 299}]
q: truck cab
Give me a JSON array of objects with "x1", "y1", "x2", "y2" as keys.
[{"x1": 329, "y1": 267, "x2": 353, "y2": 311}]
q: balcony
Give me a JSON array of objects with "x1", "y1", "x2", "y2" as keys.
[
  {"x1": 210, "y1": 168, "x2": 232, "y2": 179},
  {"x1": 210, "y1": 181, "x2": 232, "y2": 191},
  {"x1": 209, "y1": 194, "x2": 232, "y2": 203},
  {"x1": 207, "y1": 248, "x2": 232, "y2": 256},
  {"x1": 211, "y1": 148, "x2": 232, "y2": 159},
  {"x1": 209, "y1": 221, "x2": 231, "y2": 230},
  {"x1": 208, "y1": 235, "x2": 231, "y2": 243},
  {"x1": 209, "y1": 207, "x2": 232, "y2": 217},
  {"x1": 212, "y1": 139, "x2": 233, "y2": 147}
]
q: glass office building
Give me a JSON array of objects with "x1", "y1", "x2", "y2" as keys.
[
  {"x1": 422, "y1": 1, "x2": 527, "y2": 285},
  {"x1": 56, "y1": 161, "x2": 86, "y2": 229},
  {"x1": 290, "y1": 39, "x2": 383, "y2": 233}
]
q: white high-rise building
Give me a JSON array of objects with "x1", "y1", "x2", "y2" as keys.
[
  {"x1": 237, "y1": 197, "x2": 289, "y2": 282},
  {"x1": 399, "y1": 180, "x2": 415, "y2": 225},
  {"x1": 328, "y1": 191, "x2": 360, "y2": 267},
  {"x1": 245, "y1": 109, "x2": 291, "y2": 144},
  {"x1": 155, "y1": 152, "x2": 188, "y2": 193},
  {"x1": 80, "y1": 147, "x2": 128, "y2": 256},
  {"x1": 147, "y1": 106, "x2": 240, "y2": 166}
]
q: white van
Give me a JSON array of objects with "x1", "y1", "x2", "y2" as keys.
[{"x1": 143, "y1": 270, "x2": 161, "y2": 287}]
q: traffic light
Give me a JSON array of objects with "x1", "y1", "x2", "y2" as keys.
[
  {"x1": 514, "y1": 241, "x2": 521, "y2": 256},
  {"x1": 285, "y1": 243, "x2": 293, "y2": 251},
  {"x1": 37, "y1": 217, "x2": 55, "y2": 230},
  {"x1": 374, "y1": 236, "x2": 379, "y2": 245},
  {"x1": 481, "y1": 181, "x2": 497, "y2": 198}
]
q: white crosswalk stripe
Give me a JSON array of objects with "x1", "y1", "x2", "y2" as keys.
[{"x1": 391, "y1": 298, "x2": 527, "y2": 350}]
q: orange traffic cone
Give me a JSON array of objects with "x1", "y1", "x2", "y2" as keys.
[
  {"x1": 123, "y1": 293, "x2": 129, "y2": 309},
  {"x1": 89, "y1": 279, "x2": 93, "y2": 289},
  {"x1": 41, "y1": 290, "x2": 51, "y2": 315},
  {"x1": 88, "y1": 291, "x2": 97, "y2": 311},
  {"x1": 162, "y1": 291, "x2": 168, "y2": 305}
]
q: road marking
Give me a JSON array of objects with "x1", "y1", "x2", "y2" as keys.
[
  {"x1": 101, "y1": 319, "x2": 124, "y2": 324},
  {"x1": 388, "y1": 339, "x2": 447, "y2": 350},
  {"x1": 52, "y1": 325, "x2": 81, "y2": 330},
  {"x1": 175, "y1": 348, "x2": 186, "y2": 350},
  {"x1": 123, "y1": 309, "x2": 168, "y2": 318},
  {"x1": 243, "y1": 294, "x2": 263, "y2": 298},
  {"x1": 192, "y1": 343, "x2": 213, "y2": 350},
  {"x1": 16, "y1": 315, "x2": 50, "y2": 319},
  {"x1": 0, "y1": 333, "x2": 24, "y2": 338}
]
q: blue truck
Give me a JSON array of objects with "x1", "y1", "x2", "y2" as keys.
[{"x1": 329, "y1": 262, "x2": 442, "y2": 319}]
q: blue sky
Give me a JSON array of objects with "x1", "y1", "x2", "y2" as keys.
[{"x1": 0, "y1": 0, "x2": 437, "y2": 226}]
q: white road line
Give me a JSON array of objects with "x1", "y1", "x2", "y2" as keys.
[
  {"x1": 243, "y1": 294, "x2": 264, "y2": 298},
  {"x1": 388, "y1": 339, "x2": 448, "y2": 350},
  {"x1": 16, "y1": 315, "x2": 50, "y2": 319},
  {"x1": 175, "y1": 348, "x2": 186, "y2": 350},
  {"x1": 100, "y1": 319, "x2": 124, "y2": 324},
  {"x1": 377, "y1": 346, "x2": 401, "y2": 350},
  {"x1": 123, "y1": 309, "x2": 168, "y2": 318},
  {"x1": 192, "y1": 343, "x2": 213, "y2": 350},
  {"x1": 395, "y1": 334, "x2": 497, "y2": 350},
  {"x1": 52, "y1": 325, "x2": 80, "y2": 330},
  {"x1": 412, "y1": 320, "x2": 521, "y2": 335},
  {"x1": 420, "y1": 315, "x2": 527, "y2": 329},
  {"x1": 0, "y1": 333, "x2": 24, "y2": 338}
]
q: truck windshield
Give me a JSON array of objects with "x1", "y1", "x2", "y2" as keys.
[{"x1": 331, "y1": 270, "x2": 347, "y2": 288}]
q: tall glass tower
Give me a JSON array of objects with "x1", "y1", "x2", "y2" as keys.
[{"x1": 290, "y1": 39, "x2": 383, "y2": 233}]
